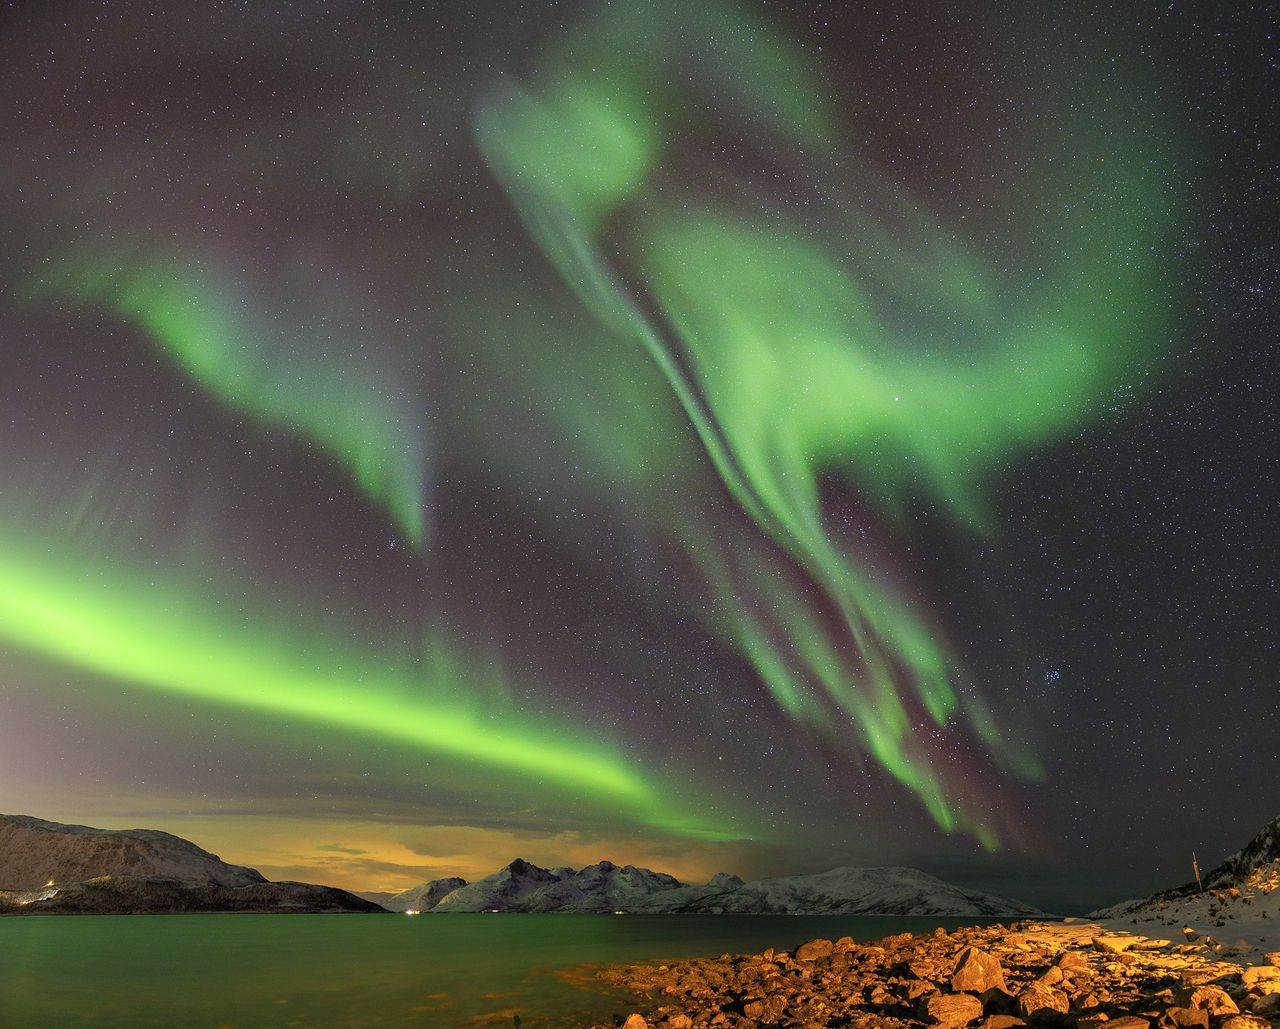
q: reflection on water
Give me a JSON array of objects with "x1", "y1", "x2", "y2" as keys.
[{"x1": 0, "y1": 913, "x2": 1001, "y2": 1027}]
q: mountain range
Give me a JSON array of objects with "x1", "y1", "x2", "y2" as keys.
[
  {"x1": 0, "y1": 814, "x2": 383, "y2": 914},
  {"x1": 378, "y1": 858, "x2": 1045, "y2": 916}
]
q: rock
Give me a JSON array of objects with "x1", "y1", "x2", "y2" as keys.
[
  {"x1": 920, "y1": 992, "x2": 985, "y2": 1027},
  {"x1": 622, "y1": 1016, "x2": 649, "y2": 1029},
  {"x1": 666, "y1": 1017, "x2": 693, "y2": 1029},
  {"x1": 1250, "y1": 993, "x2": 1280, "y2": 1017},
  {"x1": 1264, "y1": 952, "x2": 1280, "y2": 968},
  {"x1": 1219, "y1": 1018, "x2": 1270, "y2": 1029},
  {"x1": 952, "y1": 948, "x2": 1009, "y2": 994},
  {"x1": 1159, "y1": 1007, "x2": 1208, "y2": 1029},
  {"x1": 982, "y1": 986, "x2": 1019, "y2": 1014},
  {"x1": 742, "y1": 995, "x2": 787, "y2": 1021},
  {"x1": 1036, "y1": 967, "x2": 1066, "y2": 986},
  {"x1": 979, "y1": 1017, "x2": 1027, "y2": 1029},
  {"x1": 1017, "y1": 983, "x2": 1071, "y2": 1021},
  {"x1": 833, "y1": 935, "x2": 856, "y2": 953},
  {"x1": 1105, "y1": 1018, "x2": 1150, "y2": 1029},
  {"x1": 903, "y1": 978, "x2": 936, "y2": 1001},
  {"x1": 794, "y1": 938, "x2": 834, "y2": 962},
  {"x1": 1058, "y1": 952, "x2": 1092, "y2": 972},
  {"x1": 1093, "y1": 937, "x2": 1137, "y2": 954},
  {"x1": 1240, "y1": 965, "x2": 1280, "y2": 989},
  {"x1": 1181, "y1": 986, "x2": 1239, "y2": 1016},
  {"x1": 1074, "y1": 1016, "x2": 1110, "y2": 1029}
]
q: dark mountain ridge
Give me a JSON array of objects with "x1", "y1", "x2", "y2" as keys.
[{"x1": 0, "y1": 813, "x2": 383, "y2": 915}]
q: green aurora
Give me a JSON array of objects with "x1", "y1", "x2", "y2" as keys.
[
  {"x1": 471, "y1": 0, "x2": 1189, "y2": 844},
  {"x1": 3, "y1": 0, "x2": 1196, "y2": 854}
]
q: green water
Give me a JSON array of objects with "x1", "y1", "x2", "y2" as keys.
[{"x1": 0, "y1": 913, "x2": 999, "y2": 1028}]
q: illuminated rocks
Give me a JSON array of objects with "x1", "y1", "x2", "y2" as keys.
[{"x1": 591, "y1": 921, "x2": 1279, "y2": 1029}]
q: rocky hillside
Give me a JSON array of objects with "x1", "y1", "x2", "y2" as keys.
[
  {"x1": 0, "y1": 813, "x2": 384, "y2": 915},
  {"x1": 391, "y1": 858, "x2": 1042, "y2": 916},
  {"x1": 0, "y1": 813, "x2": 264, "y2": 889},
  {"x1": 1091, "y1": 815, "x2": 1280, "y2": 951}
]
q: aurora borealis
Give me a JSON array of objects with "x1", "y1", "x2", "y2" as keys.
[{"x1": 0, "y1": 0, "x2": 1274, "y2": 911}]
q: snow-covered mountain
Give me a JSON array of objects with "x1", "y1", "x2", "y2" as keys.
[
  {"x1": 1089, "y1": 814, "x2": 1280, "y2": 951},
  {"x1": 382, "y1": 876, "x2": 468, "y2": 912},
  {"x1": 393, "y1": 858, "x2": 1041, "y2": 915}
]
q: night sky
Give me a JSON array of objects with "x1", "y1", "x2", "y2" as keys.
[{"x1": 0, "y1": 0, "x2": 1274, "y2": 914}]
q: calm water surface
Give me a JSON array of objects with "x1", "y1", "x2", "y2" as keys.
[{"x1": 0, "y1": 913, "x2": 1001, "y2": 1028}]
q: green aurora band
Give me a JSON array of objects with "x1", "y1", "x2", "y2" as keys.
[
  {"x1": 0, "y1": 528, "x2": 731, "y2": 841},
  {"x1": 473, "y1": 0, "x2": 1189, "y2": 845}
]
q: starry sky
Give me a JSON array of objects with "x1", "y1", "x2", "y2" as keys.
[{"x1": 0, "y1": 0, "x2": 1274, "y2": 914}]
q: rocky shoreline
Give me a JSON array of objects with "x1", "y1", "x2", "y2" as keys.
[{"x1": 590, "y1": 921, "x2": 1280, "y2": 1029}]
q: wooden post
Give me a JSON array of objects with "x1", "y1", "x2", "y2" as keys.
[{"x1": 1192, "y1": 852, "x2": 1203, "y2": 892}]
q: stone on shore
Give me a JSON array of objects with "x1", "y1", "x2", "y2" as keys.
[
  {"x1": 795, "y1": 938, "x2": 834, "y2": 962},
  {"x1": 1016, "y1": 982, "x2": 1070, "y2": 1021},
  {"x1": 920, "y1": 992, "x2": 985, "y2": 1027},
  {"x1": 951, "y1": 947, "x2": 1008, "y2": 994},
  {"x1": 1181, "y1": 985, "x2": 1239, "y2": 1016}
]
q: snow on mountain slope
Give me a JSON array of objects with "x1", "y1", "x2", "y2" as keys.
[
  {"x1": 1090, "y1": 814, "x2": 1280, "y2": 952},
  {"x1": 432, "y1": 858, "x2": 567, "y2": 911},
  {"x1": 661, "y1": 866, "x2": 1042, "y2": 916},
  {"x1": 384, "y1": 876, "x2": 468, "y2": 912}
]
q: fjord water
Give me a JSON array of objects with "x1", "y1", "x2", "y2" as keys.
[{"x1": 0, "y1": 913, "x2": 998, "y2": 1027}]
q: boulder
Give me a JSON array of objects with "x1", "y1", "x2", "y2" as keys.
[
  {"x1": 903, "y1": 979, "x2": 936, "y2": 1001},
  {"x1": 1072, "y1": 993, "x2": 1102, "y2": 1012},
  {"x1": 978, "y1": 1017, "x2": 1027, "y2": 1029},
  {"x1": 1264, "y1": 952, "x2": 1280, "y2": 968},
  {"x1": 1105, "y1": 1018, "x2": 1150, "y2": 1029},
  {"x1": 622, "y1": 1016, "x2": 649, "y2": 1029},
  {"x1": 666, "y1": 1017, "x2": 694, "y2": 1029},
  {"x1": 982, "y1": 986, "x2": 1019, "y2": 1014},
  {"x1": 833, "y1": 935, "x2": 857, "y2": 953},
  {"x1": 1036, "y1": 967, "x2": 1065, "y2": 986},
  {"x1": 1093, "y1": 937, "x2": 1136, "y2": 954},
  {"x1": 1159, "y1": 1007, "x2": 1208, "y2": 1029},
  {"x1": 1251, "y1": 993, "x2": 1280, "y2": 1017},
  {"x1": 1057, "y1": 952, "x2": 1092, "y2": 972},
  {"x1": 952, "y1": 948, "x2": 1009, "y2": 994},
  {"x1": 1240, "y1": 965, "x2": 1280, "y2": 990},
  {"x1": 742, "y1": 995, "x2": 787, "y2": 1021},
  {"x1": 1017, "y1": 983, "x2": 1070, "y2": 1021},
  {"x1": 920, "y1": 992, "x2": 985, "y2": 1027},
  {"x1": 1219, "y1": 1018, "x2": 1270, "y2": 1029},
  {"x1": 794, "y1": 938, "x2": 834, "y2": 962},
  {"x1": 1181, "y1": 985, "x2": 1239, "y2": 1017}
]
